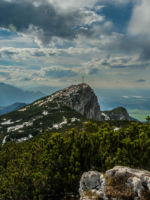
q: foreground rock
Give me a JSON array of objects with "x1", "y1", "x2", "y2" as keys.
[{"x1": 79, "y1": 166, "x2": 150, "y2": 200}]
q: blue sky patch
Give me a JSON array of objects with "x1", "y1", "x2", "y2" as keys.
[
  {"x1": 0, "y1": 29, "x2": 18, "y2": 38},
  {"x1": 99, "y1": 3, "x2": 134, "y2": 32}
]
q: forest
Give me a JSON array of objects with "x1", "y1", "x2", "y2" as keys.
[{"x1": 0, "y1": 121, "x2": 150, "y2": 199}]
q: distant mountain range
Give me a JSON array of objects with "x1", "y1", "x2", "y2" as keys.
[
  {"x1": 0, "y1": 82, "x2": 45, "y2": 107},
  {"x1": 0, "y1": 103, "x2": 26, "y2": 116},
  {"x1": 0, "y1": 82, "x2": 145, "y2": 121}
]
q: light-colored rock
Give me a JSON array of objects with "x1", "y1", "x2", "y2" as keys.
[
  {"x1": 79, "y1": 171, "x2": 107, "y2": 200},
  {"x1": 79, "y1": 166, "x2": 150, "y2": 200},
  {"x1": 79, "y1": 171, "x2": 105, "y2": 194},
  {"x1": 101, "y1": 112, "x2": 110, "y2": 120}
]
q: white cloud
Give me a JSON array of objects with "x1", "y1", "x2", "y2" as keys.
[
  {"x1": 1, "y1": 0, "x2": 150, "y2": 90},
  {"x1": 45, "y1": 0, "x2": 98, "y2": 10},
  {"x1": 46, "y1": 0, "x2": 134, "y2": 10},
  {"x1": 128, "y1": 0, "x2": 150, "y2": 37},
  {"x1": 80, "y1": 9, "x2": 104, "y2": 26}
]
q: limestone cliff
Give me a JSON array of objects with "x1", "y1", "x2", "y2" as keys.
[{"x1": 49, "y1": 83, "x2": 102, "y2": 121}]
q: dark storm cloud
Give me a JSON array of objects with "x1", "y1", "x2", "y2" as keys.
[
  {"x1": 118, "y1": 36, "x2": 150, "y2": 62},
  {"x1": 0, "y1": 1, "x2": 81, "y2": 44},
  {"x1": 136, "y1": 79, "x2": 146, "y2": 83},
  {"x1": 139, "y1": 45, "x2": 150, "y2": 61}
]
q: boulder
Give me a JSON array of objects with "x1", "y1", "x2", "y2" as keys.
[
  {"x1": 79, "y1": 171, "x2": 107, "y2": 200},
  {"x1": 79, "y1": 166, "x2": 150, "y2": 200}
]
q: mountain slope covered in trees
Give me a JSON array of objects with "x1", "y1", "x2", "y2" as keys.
[
  {"x1": 0, "y1": 121, "x2": 150, "y2": 199},
  {"x1": 0, "y1": 83, "x2": 149, "y2": 199}
]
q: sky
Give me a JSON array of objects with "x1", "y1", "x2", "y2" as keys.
[{"x1": 0, "y1": 0, "x2": 150, "y2": 92}]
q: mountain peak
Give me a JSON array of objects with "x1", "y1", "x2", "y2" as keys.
[
  {"x1": 51, "y1": 83, "x2": 92, "y2": 97},
  {"x1": 101, "y1": 106, "x2": 130, "y2": 121},
  {"x1": 56, "y1": 83, "x2": 102, "y2": 121},
  {"x1": 35, "y1": 83, "x2": 102, "y2": 121}
]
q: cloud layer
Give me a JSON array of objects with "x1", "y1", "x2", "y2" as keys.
[
  {"x1": 0, "y1": 0, "x2": 150, "y2": 90},
  {"x1": 128, "y1": 0, "x2": 150, "y2": 37},
  {"x1": 0, "y1": 0, "x2": 105, "y2": 45}
]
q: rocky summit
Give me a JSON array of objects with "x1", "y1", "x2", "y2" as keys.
[
  {"x1": 47, "y1": 83, "x2": 102, "y2": 121},
  {"x1": 79, "y1": 166, "x2": 150, "y2": 200}
]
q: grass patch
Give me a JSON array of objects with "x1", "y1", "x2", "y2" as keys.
[
  {"x1": 106, "y1": 175, "x2": 134, "y2": 200},
  {"x1": 82, "y1": 191, "x2": 100, "y2": 200}
]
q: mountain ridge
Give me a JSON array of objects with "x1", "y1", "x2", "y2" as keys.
[
  {"x1": 33, "y1": 83, "x2": 102, "y2": 121},
  {"x1": 0, "y1": 82, "x2": 45, "y2": 106},
  {"x1": 0, "y1": 83, "x2": 132, "y2": 144}
]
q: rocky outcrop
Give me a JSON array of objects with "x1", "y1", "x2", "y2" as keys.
[
  {"x1": 49, "y1": 83, "x2": 102, "y2": 121},
  {"x1": 101, "y1": 107, "x2": 130, "y2": 121},
  {"x1": 79, "y1": 166, "x2": 150, "y2": 200}
]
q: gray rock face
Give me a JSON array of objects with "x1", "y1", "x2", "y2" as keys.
[
  {"x1": 79, "y1": 171, "x2": 107, "y2": 200},
  {"x1": 34, "y1": 84, "x2": 132, "y2": 122},
  {"x1": 101, "y1": 107, "x2": 130, "y2": 121},
  {"x1": 50, "y1": 83, "x2": 102, "y2": 121},
  {"x1": 79, "y1": 166, "x2": 150, "y2": 200}
]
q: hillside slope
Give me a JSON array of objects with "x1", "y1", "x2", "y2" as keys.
[
  {"x1": 0, "y1": 83, "x2": 133, "y2": 144},
  {"x1": 0, "y1": 83, "x2": 100, "y2": 143},
  {"x1": 0, "y1": 121, "x2": 150, "y2": 199}
]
